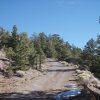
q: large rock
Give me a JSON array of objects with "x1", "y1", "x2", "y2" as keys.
[
  {"x1": 15, "y1": 70, "x2": 25, "y2": 77},
  {"x1": 59, "y1": 61, "x2": 69, "y2": 66},
  {"x1": 77, "y1": 69, "x2": 100, "y2": 95},
  {"x1": 0, "y1": 50, "x2": 9, "y2": 71}
]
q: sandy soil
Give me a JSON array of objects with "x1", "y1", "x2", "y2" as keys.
[{"x1": 0, "y1": 59, "x2": 78, "y2": 99}]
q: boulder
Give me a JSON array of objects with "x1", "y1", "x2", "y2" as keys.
[
  {"x1": 59, "y1": 61, "x2": 69, "y2": 66},
  {"x1": 77, "y1": 69, "x2": 100, "y2": 95},
  {"x1": 15, "y1": 70, "x2": 25, "y2": 77}
]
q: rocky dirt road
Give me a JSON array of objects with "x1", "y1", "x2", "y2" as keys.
[
  {"x1": 0, "y1": 59, "x2": 78, "y2": 99},
  {"x1": 31, "y1": 59, "x2": 78, "y2": 91}
]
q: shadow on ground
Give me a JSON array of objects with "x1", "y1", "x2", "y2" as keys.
[
  {"x1": 0, "y1": 89, "x2": 64, "y2": 100},
  {"x1": 0, "y1": 89, "x2": 93, "y2": 100},
  {"x1": 47, "y1": 68, "x2": 76, "y2": 72}
]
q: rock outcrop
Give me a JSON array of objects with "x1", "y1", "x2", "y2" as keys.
[
  {"x1": 0, "y1": 50, "x2": 10, "y2": 71},
  {"x1": 76, "y1": 69, "x2": 100, "y2": 95}
]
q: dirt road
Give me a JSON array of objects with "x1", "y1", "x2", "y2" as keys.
[
  {"x1": 31, "y1": 59, "x2": 78, "y2": 91},
  {"x1": 0, "y1": 59, "x2": 78, "y2": 99}
]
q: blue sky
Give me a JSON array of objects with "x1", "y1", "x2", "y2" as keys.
[{"x1": 0, "y1": 0, "x2": 100, "y2": 48}]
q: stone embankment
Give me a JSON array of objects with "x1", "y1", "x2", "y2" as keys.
[
  {"x1": 59, "y1": 61, "x2": 100, "y2": 98},
  {"x1": 76, "y1": 69, "x2": 100, "y2": 95}
]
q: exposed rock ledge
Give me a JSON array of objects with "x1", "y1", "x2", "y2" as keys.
[
  {"x1": 76, "y1": 69, "x2": 100, "y2": 95},
  {"x1": 0, "y1": 50, "x2": 10, "y2": 71}
]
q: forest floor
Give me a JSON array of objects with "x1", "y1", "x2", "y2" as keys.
[{"x1": 0, "y1": 58, "x2": 79, "y2": 99}]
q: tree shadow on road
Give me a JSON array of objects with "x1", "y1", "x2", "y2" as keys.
[
  {"x1": 0, "y1": 89, "x2": 65, "y2": 100},
  {"x1": 47, "y1": 68, "x2": 76, "y2": 72},
  {"x1": 0, "y1": 89, "x2": 93, "y2": 100}
]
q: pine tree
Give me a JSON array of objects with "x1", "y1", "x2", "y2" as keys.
[
  {"x1": 82, "y1": 38, "x2": 97, "y2": 66},
  {"x1": 30, "y1": 34, "x2": 45, "y2": 70}
]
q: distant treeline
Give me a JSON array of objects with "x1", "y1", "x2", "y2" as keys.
[{"x1": 0, "y1": 25, "x2": 100, "y2": 78}]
